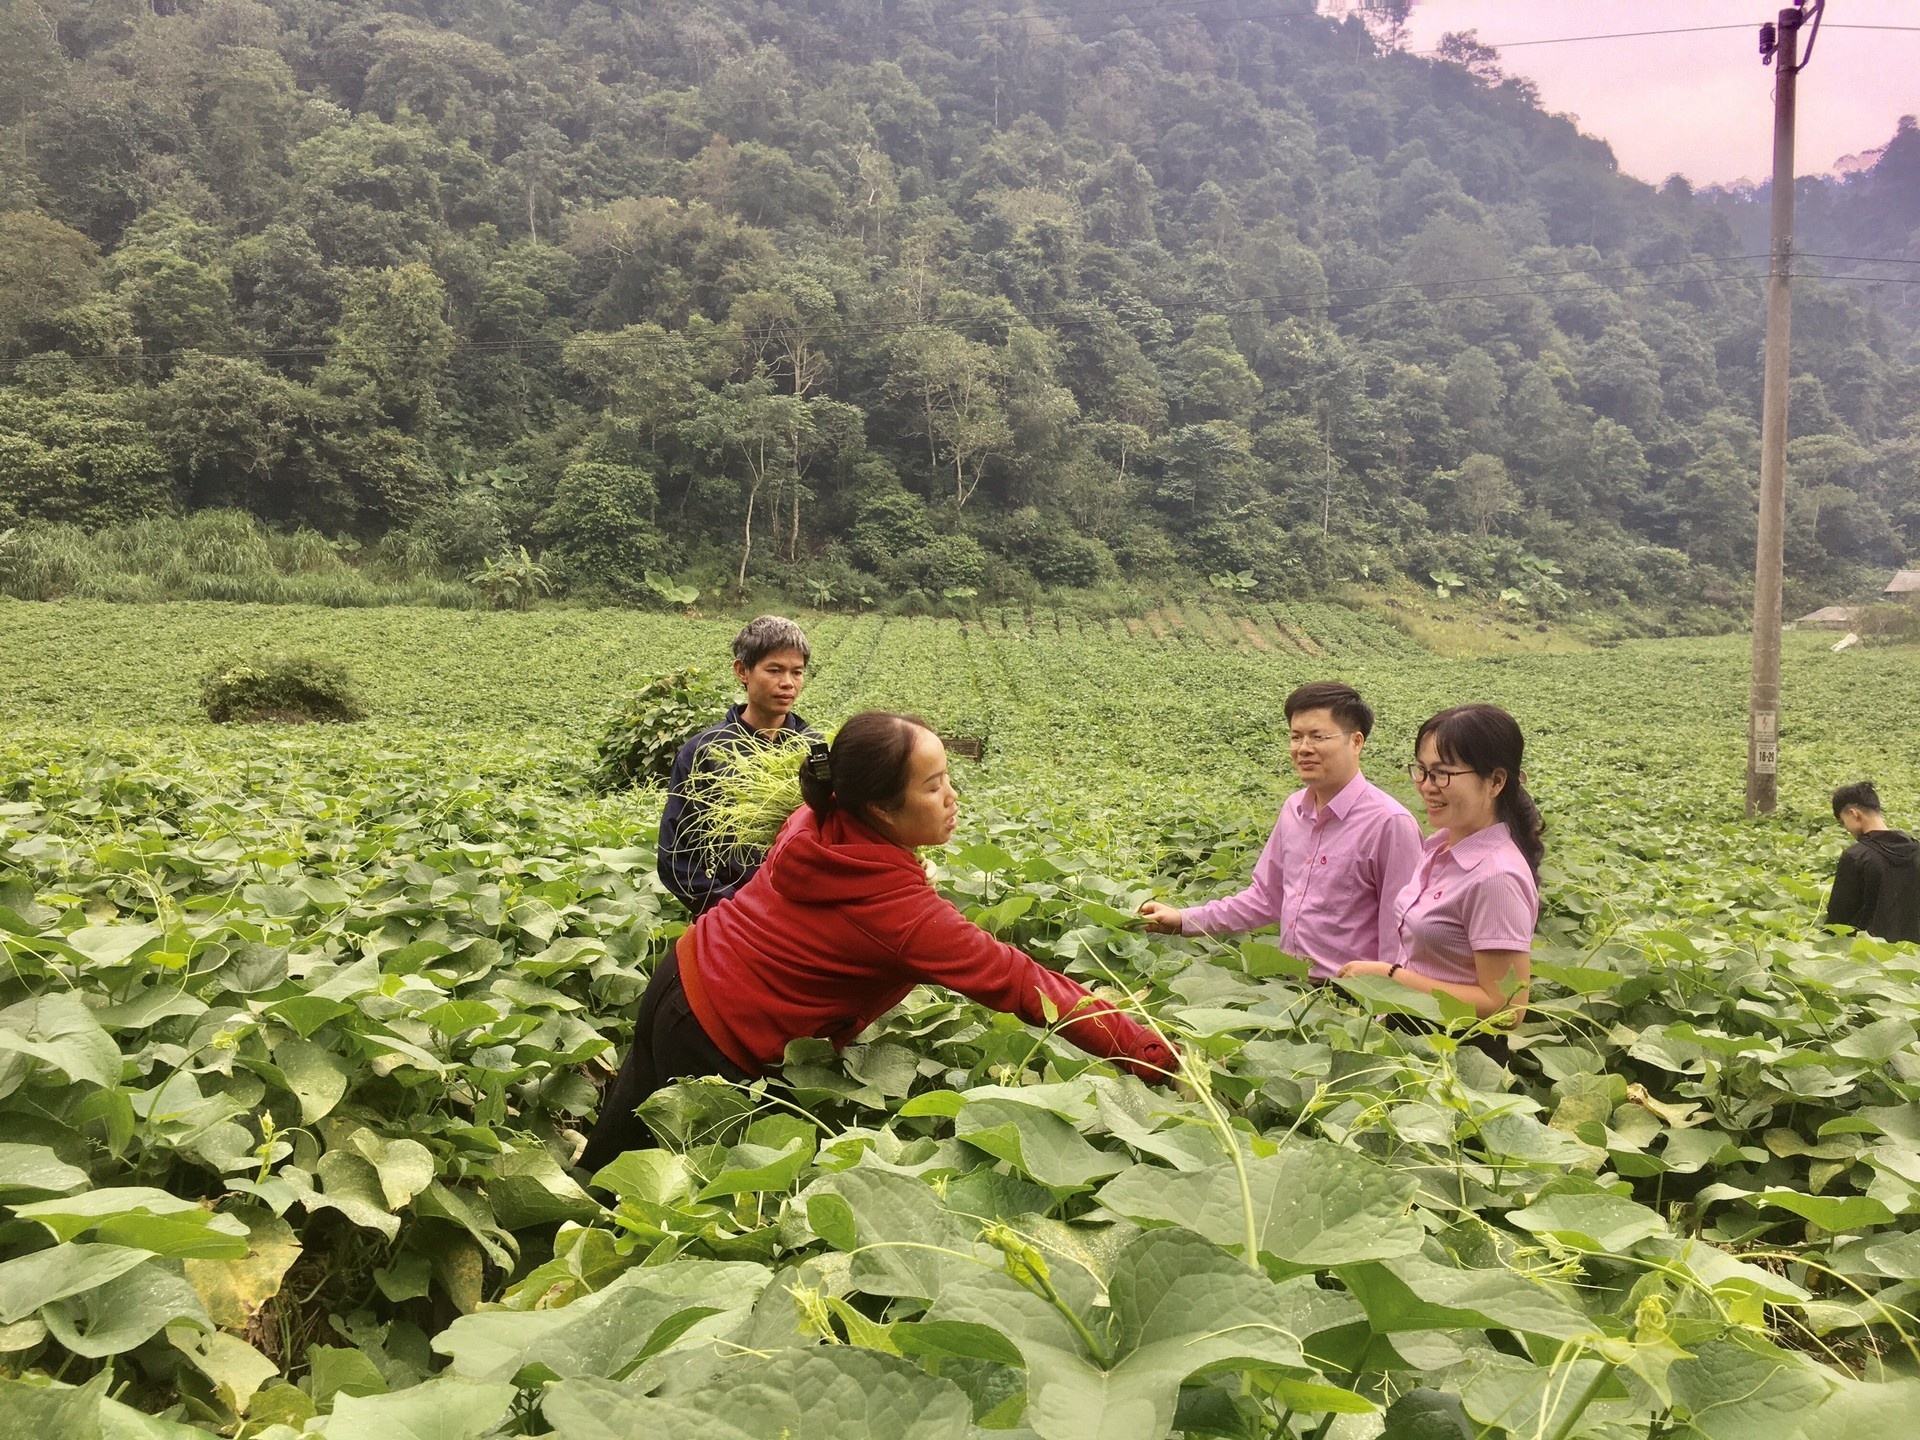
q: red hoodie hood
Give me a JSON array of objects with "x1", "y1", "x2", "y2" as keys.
[{"x1": 763, "y1": 805, "x2": 927, "y2": 905}]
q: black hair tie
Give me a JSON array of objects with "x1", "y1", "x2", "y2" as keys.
[{"x1": 803, "y1": 741, "x2": 833, "y2": 787}]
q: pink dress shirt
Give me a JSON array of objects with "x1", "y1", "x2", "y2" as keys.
[
  {"x1": 1181, "y1": 772, "x2": 1423, "y2": 979},
  {"x1": 1392, "y1": 822, "x2": 1539, "y2": 986}
]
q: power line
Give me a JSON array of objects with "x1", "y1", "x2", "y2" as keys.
[
  {"x1": 1410, "y1": 21, "x2": 1920, "y2": 56},
  {"x1": 1800, "y1": 252, "x2": 1920, "y2": 268},
  {"x1": 1409, "y1": 25, "x2": 1753, "y2": 55}
]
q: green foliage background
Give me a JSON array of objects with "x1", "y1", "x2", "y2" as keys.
[{"x1": 0, "y1": 0, "x2": 1916, "y2": 612}]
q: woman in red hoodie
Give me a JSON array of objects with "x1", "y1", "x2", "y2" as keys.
[{"x1": 580, "y1": 711, "x2": 1177, "y2": 1170}]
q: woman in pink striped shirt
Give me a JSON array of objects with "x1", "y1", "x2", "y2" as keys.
[{"x1": 1339, "y1": 704, "x2": 1542, "y2": 1023}]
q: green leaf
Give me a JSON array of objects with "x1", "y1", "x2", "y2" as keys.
[
  {"x1": 1337, "y1": 1255, "x2": 1592, "y2": 1341},
  {"x1": 1097, "y1": 1141, "x2": 1423, "y2": 1269},
  {"x1": 0, "y1": 993, "x2": 121, "y2": 1089},
  {"x1": 1832, "y1": 1018, "x2": 1917, "y2": 1064},
  {"x1": 809, "y1": 1169, "x2": 996, "y2": 1302},
  {"x1": 0, "y1": 1142, "x2": 89, "y2": 1198},
  {"x1": 99, "y1": 1395, "x2": 215, "y2": 1439},
  {"x1": 167, "y1": 1327, "x2": 279, "y2": 1414},
  {"x1": 1379, "y1": 1388, "x2": 1474, "y2": 1440},
  {"x1": 40, "y1": 1260, "x2": 210, "y2": 1358},
  {"x1": 695, "y1": 1134, "x2": 814, "y2": 1200},
  {"x1": 307, "y1": 1344, "x2": 388, "y2": 1409},
  {"x1": 1263, "y1": 1377, "x2": 1378, "y2": 1415},
  {"x1": 892, "y1": 1319, "x2": 1027, "y2": 1367},
  {"x1": 1666, "y1": 1333, "x2": 1834, "y2": 1440},
  {"x1": 955, "y1": 1098, "x2": 1127, "y2": 1191},
  {"x1": 929, "y1": 1227, "x2": 1347, "y2": 1440},
  {"x1": 1336, "y1": 974, "x2": 1443, "y2": 1021},
  {"x1": 323, "y1": 1376, "x2": 517, "y2": 1440},
  {"x1": 1754, "y1": 1190, "x2": 1896, "y2": 1233},
  {"x1": 67, "y1": 924, "x2": 164, "y2": 966},
  {"x1": 264, "y1": 995, "x2": 353, "y2": 1037},
  {"x1": 806, "y1": 1192, "x2": 858, "y2": 1251},
  {"x1": 0, "y1": 1372, "x2": 112, "y2": 1440},
  {"x1": 434, "y1": 1258, "x2": 770, "y2": 1383},
  {"x1": 1795, "y1": 1376, "x2": 1920, "y2": 1440},
  {"x1": 13, "y1": 1187, "x2": 250, "y2": 1257},
  {"x1": 488, "y1": 1144, "x2": 601, "y2": 1227},
  {"x1": 1459, "y1": 1354, "x2": 1622, "y2": 1439},
  {"x1": 1509, "y1": 1189, "x2": 1670, "y2": 1251},
  {"x1": 0, "y1": 1243, "x2": 152, "y2": 1324},
  {"x1": 349, "y1": 1131, "x2": 435, "y2": 1209},
  {"x1": 590, "y1": 1148, "x2": 692, "y2": 1204},
  {"x1": 273, "y1": 1035, "x2": 352, "y2": 1123},
  {"x1": 540, "y1": 1347, "x2": 973, "y2": 1440}
]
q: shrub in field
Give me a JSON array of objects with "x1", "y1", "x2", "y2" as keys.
[
  {"x1": 1857, "y1": 601, "x2": 1920, "y2": 643},
  {"x1": 592, "y1": 665, "x2": 735, "y2": 787},
  {"x1": 201, "y1": 654, "x2": 366, "y2": 723},
  {"x1": 849, "y1": 486, "x2": 936, "y2": 572},
  {"x1": 902, "y1": 532, "x2": 988, "y2": 594},
  {"x1": 468, "y1": 545, "x2": 553, "y2": 610},
  {"x1": 536, "y1": 460, "x2": 667, "y2": 595}
]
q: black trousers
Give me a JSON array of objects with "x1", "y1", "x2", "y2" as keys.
[
  {"x1": 578, "y1": 952, "x2": 752, "y2": 1175},
  {"x1": 1382, "y1": 1011, "x2": 1512, "y2": 1068}
]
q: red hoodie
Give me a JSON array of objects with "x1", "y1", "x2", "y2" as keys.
[{"x1": 681, "y1": 806, "x2": 1176, "y2": 1083}]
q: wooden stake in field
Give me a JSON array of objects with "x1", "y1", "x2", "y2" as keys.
[{"x1": 1748, "y1": 0, "x2": 1821, "y2": 817}]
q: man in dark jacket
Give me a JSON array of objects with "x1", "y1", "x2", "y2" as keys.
[
  {"x1": 656, "y1": 616, "x2": 816, "y2": 915},
  {"x1": 1827, "y1": 781, "x2": 1920, "y2": 944}
]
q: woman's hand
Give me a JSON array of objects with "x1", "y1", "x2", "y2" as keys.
[
  {"x1": 1138, "y1": 900, "x2": 1185, "y2": 934},
  {"x1": 1338, "y1": 960, "x2": 1395, "y2": 980}
]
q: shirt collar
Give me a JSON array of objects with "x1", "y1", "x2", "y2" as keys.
[
  {"x1": 1295, "y1": 770, "x2": 1370, "y2": 822},
  {"x1": 1437, "y1": 821, "x2": 1513, "y2": 872},
  {"x1": 726, "y1": 703, "x2": 803, "y2": 739}
]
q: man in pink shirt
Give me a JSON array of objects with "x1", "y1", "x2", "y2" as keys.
[{"x1": 1139, "y1": 681, "x2": 1421, "y2": 980}]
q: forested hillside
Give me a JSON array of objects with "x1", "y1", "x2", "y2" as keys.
[
  {"x1": 1705, "y1": 114, "x2": 1920, "y2": 351},
  {"x1": 1, "y1": 0, "x2": 1915, "y2": 613}
]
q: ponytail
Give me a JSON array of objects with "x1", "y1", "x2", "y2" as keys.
[
  {"x1": 1416, "y1": 703, "x2": 1545, "y2": 879},
  {"x1": 798, "y1": 741, "x2": 837, "y2": 817},
  {"x1": 1497, "y1": 777, "x2": 1546, "y2": 880},
  {"x1": 799, "y1": 711, "x2": 930, "y2": 826}
]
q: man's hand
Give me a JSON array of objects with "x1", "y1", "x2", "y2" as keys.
[{"x1": 1138, "y1": 900, "x2": 1186, "y2": 934}]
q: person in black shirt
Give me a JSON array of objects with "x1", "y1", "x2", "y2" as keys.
[
  {"x1": 1827, "y1": 781, "x2": 1920, "y2": 945},
  {"x1": 656, "y1": 616, "x2": 816, "y2": 914}
]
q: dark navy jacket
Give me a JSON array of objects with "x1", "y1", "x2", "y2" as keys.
[{"x1": 657, "y1": 704, "x2": 815, "y2": 915}]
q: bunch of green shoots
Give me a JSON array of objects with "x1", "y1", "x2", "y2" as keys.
[{"x1": 685, "y1": 733, "x2": 813, "y2": 872}]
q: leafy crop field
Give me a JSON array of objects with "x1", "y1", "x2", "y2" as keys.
[{"x1": 2, "y1": 598, "x2": 1919, "y2": 1440}]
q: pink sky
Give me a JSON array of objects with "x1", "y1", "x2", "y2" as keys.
[{"x1": 1393, "y1": 1, "x2": 1920, "y2": 186}]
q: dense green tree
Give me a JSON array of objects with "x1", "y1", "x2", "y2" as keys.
[
  {"x1": 0, "y1": 211, "x2": 99, "y2": 353},
  {"x1": 0, "y1": 0, "x2": 1909, "y2": 612},
  {"x1": 146, "y1": 352, "x2": 329, "y2": 519}
]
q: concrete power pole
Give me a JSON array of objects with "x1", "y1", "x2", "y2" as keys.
[{"x1": 1747, "y1": 1, "x2": 1820, "y2": 817}]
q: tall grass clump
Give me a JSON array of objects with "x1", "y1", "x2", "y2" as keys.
[
  {"x1": 0, "y1": 523, "x2": 106, "y2": 600},
  {"x1": 0, "y1": 510, "x2": 478, "y2": 607}
]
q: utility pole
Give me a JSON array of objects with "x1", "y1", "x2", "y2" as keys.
[{"x1": 1747, "y1": 1, "x2": 1821, "y2": 817}]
